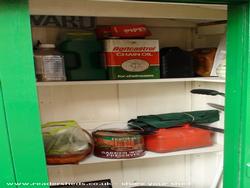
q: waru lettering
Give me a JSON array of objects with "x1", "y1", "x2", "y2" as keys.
[{"x1": 31, "y1": 15, "x2": 95, "y2": 29}]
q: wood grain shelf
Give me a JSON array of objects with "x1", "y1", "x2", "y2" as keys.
[
  {"x1": 37, "y1": 77, "x2": 225, "y2": 87},
  {"x1": 29, "y1": 0, "x2": 227, "y2": 21},
  {"x1": 48, "y1": 144, "x2": 223, "y2": 167}
]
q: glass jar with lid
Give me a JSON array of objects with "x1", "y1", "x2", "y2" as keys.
[{"x1": 34, "y1": 44, "x2": 66, "y2": 81}]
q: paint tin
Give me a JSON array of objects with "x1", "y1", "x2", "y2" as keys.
[{"x1": 92, "y1": 129, "x2": 145, "y2": 159}]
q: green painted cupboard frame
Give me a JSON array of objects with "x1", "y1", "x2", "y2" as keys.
[
  {"x1": 0, "y1": 1, "x2": 49, "y2": 188},
  {"x1": 0, "y1": 0, "x2": 249, "y2": 187}
]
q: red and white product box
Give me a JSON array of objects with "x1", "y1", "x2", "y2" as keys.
[
  {"x1": 104, "y1": 39, "x2": 160, "y2": 80},
  {"x1": 96, "y1": 24, "x2": 152, "y2": 39}
]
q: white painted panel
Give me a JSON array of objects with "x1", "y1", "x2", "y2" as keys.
[
  {"x1": 134, "y1": 83, "x2": 190, "y2": 115},
  {"x1": 197, "y1": 24, "x2": 226, "y2": 36},
  {"x1": 193, "y1": 34, "x2": 224, "y2": 48},
  {"x1": 38, "y1": 82, "x2": 190, "y2": 125},
  {"x1": 191, "y1": 82, "x2": 225, "y2": 145},
  {"x1": 191, "y1": 82, "x2": 225, "y2": 112},
  {"x1": 97, "y1": 17, "x2": 196, "y2": 28},
  {"x1": 117, "y1": 82, "x2": 191, "y2": 121},
  {"x1": 38, "y1": 85, "x2": 120, "y2": 125},
  {"x1": 48, "y1": 162, "x2": 123, "y2": 188},
  {"x1": 190, "y1": 152, "x2": 223, "y2": 188},
  {"x1": 31, "y1": 27, "x2": 63, "y2": 45},
  {"x1": 148, "y1": 27, "x2": 192, "y2": 49},
  {"x1": 37, "y1": 86, "x2": 54, "y2": 122},
  {"x1": 122, "y1": 156, "x2": 190, "y2": 188},
  {"x1": 190, "y1": 82, "x2": 224, "y2": 188}
]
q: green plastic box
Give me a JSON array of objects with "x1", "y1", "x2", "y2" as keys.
[{"x1": 58, "y1": 32, "x2": 107, "y2": 81}]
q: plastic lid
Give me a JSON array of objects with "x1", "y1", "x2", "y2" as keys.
[{"x1": 39, "y1": 44, "x2": 55, "y2": 48}]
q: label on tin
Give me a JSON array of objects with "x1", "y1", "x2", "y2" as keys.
[
  {"x1": 93, "y1": 131, "x2": 145, "y2": 159},
  {"x1": 34, "y1": 55, "x2": 66, "y2": 81},
  {"x1": 94, "y1": 149, "x2": 145, "y2": 159},
  {"x1": 104, "y1": 40, "x2": 160, "y2": 79},
  {"x1": 121, "y1": 59, "x2": 149, "y2": 72}
]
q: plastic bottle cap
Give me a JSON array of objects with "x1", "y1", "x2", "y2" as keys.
[{"x1": 39, "y1": 44, "x2": 56, "y2": 48}]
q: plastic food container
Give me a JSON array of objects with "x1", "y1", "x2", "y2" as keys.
[
  {"x1": 42, "y1": 120, "x2": 93, "y2": 165},
  {"x1": 34, "y1": 44, "x2": 66, "y2": 81},
  {"x1": 216, "y1": 59, "x2": 226, "y2": 79},
  {"x1": 92, "y1": 128, "x2": 145, "y2": 159},
  {"x1": 144, "y1": 124, "x2": 213, "y2": 153}
]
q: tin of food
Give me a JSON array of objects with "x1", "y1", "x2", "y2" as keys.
[{"x1": 92, "y1": 129, "x2": 145, "y2": 159}]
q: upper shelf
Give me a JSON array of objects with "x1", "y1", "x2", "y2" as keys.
[
  {"x1": 37, "y1": 77, "x2": 225, "y2": 87},
  {"x1": 29, "y1": 0, "x2": 227, "y2": 21}
]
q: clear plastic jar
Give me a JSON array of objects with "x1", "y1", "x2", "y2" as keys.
[
  {"x1": 34, "y1": 44, "x2": 66, "y2": 81},
  {"x1": 216, "y1": 59, "x2": 226, "y2": 79}
]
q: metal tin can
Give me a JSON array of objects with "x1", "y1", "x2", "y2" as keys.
[
  {"x1": 92, "y1": 129, "x2": 145, "y2": 159},
  {"x1": 104, "y1": 39, "x2": 160, "y2": 80}
]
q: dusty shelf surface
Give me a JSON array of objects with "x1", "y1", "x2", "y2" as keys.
[
  {"x1": 48, "y1": 144, "x2": 223, "y2": 168},
  {"x1": 37, "y1": 77, "x2": 225, "y2": 87},
  {"x1": 29, "y1": 0, "x2": 227, "y2": 21}
]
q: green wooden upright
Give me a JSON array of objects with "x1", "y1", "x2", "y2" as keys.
[
  {"x1": 0, "y1": 0, "x2": 49, "y2": 187},
  {"x1": 224, "y1": 3, "x2": 250, "y2": 188},
  {"x1": 0, "y1": 81, "x2": 16, "y2": 187}
]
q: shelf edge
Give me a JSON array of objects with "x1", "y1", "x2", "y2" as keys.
[{"x1": 47, "y1": 144, "x2": 223, "y2": 168}]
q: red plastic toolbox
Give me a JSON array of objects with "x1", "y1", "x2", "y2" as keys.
[{"x1": 144, "y1": 123, "x2": 213, "y2": 153}]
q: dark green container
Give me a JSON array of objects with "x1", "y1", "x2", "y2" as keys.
[{"x1": 58, "y1": 32, "x2": 107, "y2": 81}]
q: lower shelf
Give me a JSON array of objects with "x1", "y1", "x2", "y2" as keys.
[{"x1": 48, "y1": 144, "x2": 223, "y2": 168}]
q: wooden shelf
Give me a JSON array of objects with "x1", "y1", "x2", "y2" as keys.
[
  {"x1": 48, "y1": 144, "x2": 223, "y2": 168},
  {"x1": 29, "y1": 0, "x2": 227, "y2": 21},
  {"x1": 37, "y1": 77, "x2": 225, "y2": 87},
  {"x1": 193, "y1": 77, "x2": 225, "y2": 83}
]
